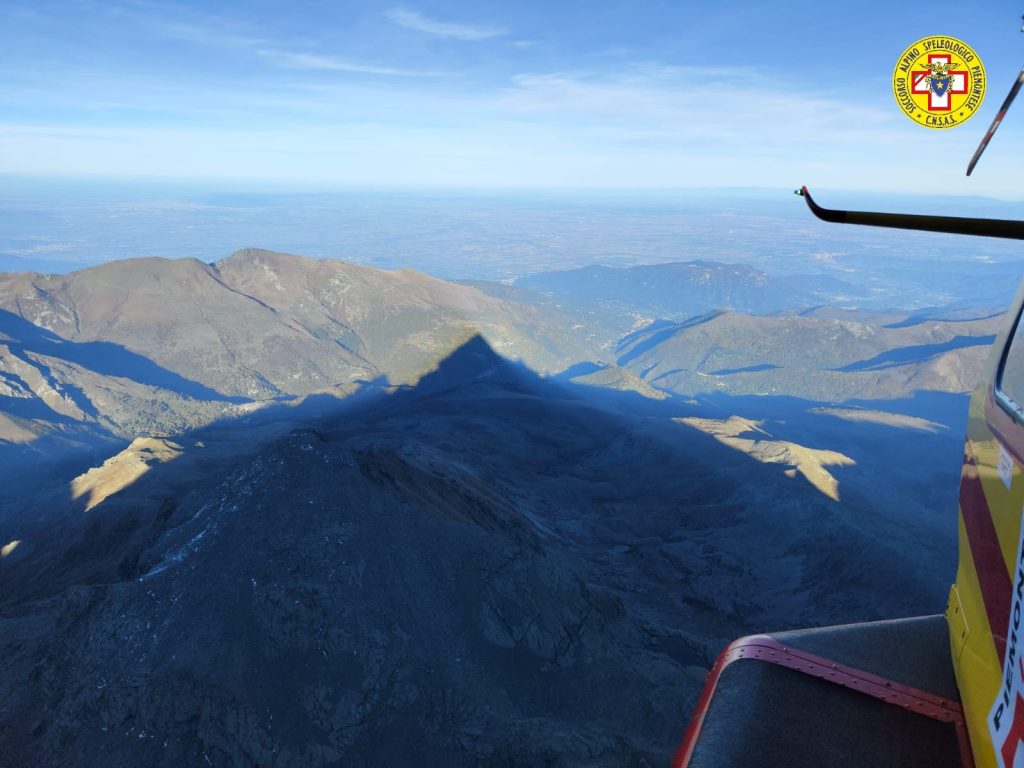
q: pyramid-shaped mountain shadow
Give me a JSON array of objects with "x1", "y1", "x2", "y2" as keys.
[
  {"x1": 1, "y1": 331, "x2": 936, "y2": 598},
  {"x1": 0, "y1": 332, "x2": 963, "y2": 601},
  {"x1": 365, "y1": 333, "x2": 688, "y2": 426},
  {"x1": 0, "y1": 334, "x2": 925, "y2": 607},
  {"x1": 0, "y1": 308, "x2": 245, "y2": 403},
  {"x1": 0, "y1": 335, "x2": 717, "y2": 766},
  {"x1": 0, "y1": 333, "x2": 961, "y2": 766},
  {"x1": 0, "y1": 333, "x2": 732, "y2": 616},
  {"x1": 383, "y1": 332, "x2": 562, "y2": 402}
]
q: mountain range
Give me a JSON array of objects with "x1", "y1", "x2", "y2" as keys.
[
  {"x1": 615, "y1": 309, "x2": 1000, "y2": 402},
  {"x1": 0, "y1": 249, "x2": 598, "y2": 491},
  {"x1": 0, "y1": 248, "x2": 996, "y2": 765}
]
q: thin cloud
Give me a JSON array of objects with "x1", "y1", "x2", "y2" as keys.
[
  {"x1": 150, "y1": 19, "x2": 267, "y2": 50},
  {"x1": 257, "y1": 49, "x2": 438, "y2": 77},
  {"x1": 386, "y1": 6, "x2": 504, "y2": 40},
  {"x1": 150, "y1": 17, "x2": 429, "y2": 77},
  {"x1": 499, "y1": 68, "x2": 900, "y2": 148}
]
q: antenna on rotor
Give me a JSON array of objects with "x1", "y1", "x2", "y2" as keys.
[{"x1": 966, "y1": 15, "x2": 1024, "y2": 175}]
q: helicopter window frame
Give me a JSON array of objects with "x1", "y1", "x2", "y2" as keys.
[{"x1": 995, "y1": 298, "x2": 1024, "y2": 423}]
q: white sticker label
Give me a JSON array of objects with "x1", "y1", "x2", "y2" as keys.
[
  {"x1": 988, "y1": 508, "x2": 1024, "y2": 767},
  {"x1": 1000, "y1": 444, "x2": 1015, "y2": 491}
]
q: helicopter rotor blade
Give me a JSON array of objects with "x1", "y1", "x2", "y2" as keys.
[
  {"x1": 966, "y1": 65, "x2": 1024, "y2": 176},
  {"x1": 795, "y1": 186, "x2": 1024, "y2": 239}
]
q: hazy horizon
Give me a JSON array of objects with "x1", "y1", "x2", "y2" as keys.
[{"x1": 4, "y1": 2, "x2": 1024, "y2": 194}]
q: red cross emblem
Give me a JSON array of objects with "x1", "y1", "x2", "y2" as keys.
[{"x1": 911, "y1": 54, "x2": 968, "y2": 111}]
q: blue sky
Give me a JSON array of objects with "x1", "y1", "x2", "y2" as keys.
[{"x1": 3, "y1": 1, "x2": 1024, "y2": 196}]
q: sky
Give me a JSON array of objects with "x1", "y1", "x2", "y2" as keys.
[{"x1": 3, "y1": 1, "x2": 1024, "y2": 196}]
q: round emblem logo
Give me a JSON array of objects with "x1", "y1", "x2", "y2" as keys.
[{"x1": 892, "y1": 35, "x2": 985, "y2": 128}]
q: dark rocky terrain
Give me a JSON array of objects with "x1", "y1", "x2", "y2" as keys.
[
  {"x1": 0, "y1": 250, "x2": 994, "y2": 765},
  {"x1": 0, "y1": 337, "x2": 961, "y2": 766}
]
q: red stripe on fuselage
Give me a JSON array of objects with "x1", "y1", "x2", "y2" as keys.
[{"x1": 961, "y1": 441, "x2": 1013, "y2": 662}]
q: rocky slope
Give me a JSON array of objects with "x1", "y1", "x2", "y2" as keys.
[
  {"x1": 0, "y1": 337, "x2": 958, "y2": 766},
  {"x1": 0, "y1": 248, "x2": 597, "y2": 402},
  {"x1": 0, "y1": 250, "x2": 600, "y2": 483}
]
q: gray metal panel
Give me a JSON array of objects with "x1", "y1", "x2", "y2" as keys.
[
  {"x1": 770, "y1": 615, "x2": 959, "y2": 702},
  {"x1": 686, "y1": 615, "x2": 965, "y2": 767}
]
